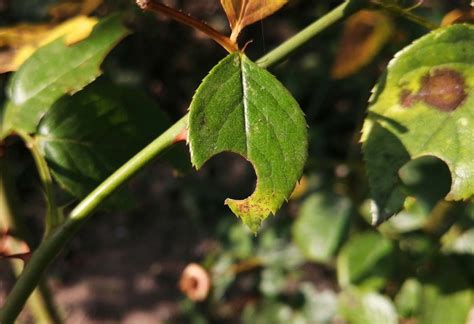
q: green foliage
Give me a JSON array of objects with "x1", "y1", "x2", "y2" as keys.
[
  {"x1": 1, "y1": 1, "x2": 473, "y2": 323},
  {"x1": 337, "y1": 231, "x2": 394, "y2": 290},
  {"x1": 188, "y1": 52, "x2": 307, "y2": 232},
  {"x1": 362, "y1": 24, "x2": 474, "y2": 225},
  {"x1": 339, "y1": 289, "x2": 398, "y2": 324},
  {"x1": 2, "y1": 15, "x2": 128, "y2": 134},
  {"x1": 37, "y1": 80, "x2": 170, "y2": 201},
  {"x1": 292, "y1": 192, "x2": 351, "y2": 263}
]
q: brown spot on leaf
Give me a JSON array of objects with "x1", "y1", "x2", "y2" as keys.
[
  {"x1": 399, "y1": 69, "x2": 468, "y2": 112},
  {"x1": 419, "y1": 69, "x2": 467, "y2": 111},
  {"x1": 400, "y1": 89, "x2": 417, "y2": 108},
  {"x1": 238, "y1": 202, "x2": 250, "y2": 214}
]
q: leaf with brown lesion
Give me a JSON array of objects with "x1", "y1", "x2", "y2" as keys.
[{"x1": 221, "y1": 0, "x2": 288, "y2": 43}]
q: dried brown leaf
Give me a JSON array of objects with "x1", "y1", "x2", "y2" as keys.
[{"x1": 331, "y1": 10, "x2": 393, "y2": 80}]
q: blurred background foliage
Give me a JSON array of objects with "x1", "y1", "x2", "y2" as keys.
[{"x1": 0, "y1": 0, "x2": 473, "y2": 323}]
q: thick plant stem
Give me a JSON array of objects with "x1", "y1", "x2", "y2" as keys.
[
  {"x1": 0, "y1": 2, "x2": 362, "y2": 322},
  {"x1": 0, "y1": 156, "x2": 62, "y2": 324}
]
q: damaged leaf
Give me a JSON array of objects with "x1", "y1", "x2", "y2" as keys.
[
  {"x1": 362, "y1": 24, "x2": 474, "y2": 225},
  {"x1": 188, "y1": 52, "x2": 307, "y2": 233},
  {"x1": 3, "y1": 15, "x2": 128, "y2": 134},
  {"x1": 0, "y1": 16, "x2": 98, "y2": 73}
]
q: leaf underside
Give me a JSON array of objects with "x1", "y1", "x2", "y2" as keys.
[
  {"x1": 362, "y1": 24, "x2": 474, "y2": 225},
  {"x1": 189, "y1": 52, "x2": 307, "y2": 232}
]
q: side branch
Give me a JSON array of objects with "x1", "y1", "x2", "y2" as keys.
[{"x1": 137, "y1": 0, "x2": 238, "y2": 53}]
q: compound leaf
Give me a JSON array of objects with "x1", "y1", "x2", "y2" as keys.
[
  {"x1": 4, "y1": 14, "x2": 128, "y2": 133},
  {"x1": 362, "y1": 24, "x2": 474, "y2": 225},
  {"x1": 188, "y1": 52, "x2": 307, "y2": 233}
]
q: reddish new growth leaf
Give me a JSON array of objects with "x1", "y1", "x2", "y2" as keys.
[{"x1": 221, "y1": 0, "x2": 288, "y2": 43}]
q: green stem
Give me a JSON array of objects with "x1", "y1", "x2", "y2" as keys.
[
  {"x1": 370, "y1": 0, "x2": 438, "y2": 30},
  {"x1": 17, "y1": 131, "x2": 60, "y2": 237},
  {"x1": 0, "y1": 2, "x2": 365, "y2": 322},
  {"x1": 256, "y1": 0, "x2": 366, "y2": 68},
  {"x1": 0, "y1": 155, "x2": 63, "y2": 324},
  {"x1": 0, "y1": 115, "x2": 188, "y2": 323}
]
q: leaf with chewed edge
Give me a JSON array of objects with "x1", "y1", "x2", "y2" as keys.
[
  {"x1": 362, "y1": 24, "x2": 474, "y2": 225},
  {"x1": 3, "y1": 14, "x2": 128, "y2": 134},
  {"x1": 188, "y1": 52, "x2": 307, "y2": 233}
]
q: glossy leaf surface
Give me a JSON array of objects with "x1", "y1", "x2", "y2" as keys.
[
  {"x1": 37, "y1": 80, "x2": 169, "y2": 201},
  {"x1": 362, "y1": 24, "x2": 474, "y2": 225},
  {"x1": 4, "y1": 15, "x2": 128, "y2": 133},
  {"x1": 189, "y1": 52, "x2": 307, "y2": 232}
]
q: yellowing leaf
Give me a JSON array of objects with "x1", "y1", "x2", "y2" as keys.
[
  {"x1": 331, "y1": 10, "x2": 393, "y2": 80},
  {"x1": 0, "y1": 16, "x2": 97, "y2": 73},
  {"x1": 221, "y1": 0, "x2": 288, "y2": 42},
  {"x1": 441, "y1": 8, "x2": 474, "y2": 26},
  {"x1": 48, "y1": 0, "x2": 103, "y2": 20}
]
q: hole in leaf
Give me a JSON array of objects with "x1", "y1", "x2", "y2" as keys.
[
  {"x1": 399, "y1": 156, "x2": 452, "y2": 208},
  {"x1": 201, "y1": 152, "x2": 256, "y2": 201}
]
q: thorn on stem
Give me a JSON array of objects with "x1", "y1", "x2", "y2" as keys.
[{"x1": 174, "y1": 129, "x2": 188, "y2": 143}]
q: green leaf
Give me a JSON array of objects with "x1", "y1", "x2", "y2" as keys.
[
  {"x1": 395, "y1": 278, "x2": 423, "y2": 318},
  {"x1": 362, "y1": 24, "x2": 474, "y2": 225},
  {"x1": 188, "y1": 52, "x2": 307, "y2": 232},
  {"x1": 419, "y1": 258, "x2": 473, "y2": 324},
  {"x1": 338, "y1": 289, "x2": 398, "y2": 324},
  {"x1": 337, "y1": 231, "x2": 394, "y2": 290},
  {"x1": 4, "y1": 14, "x2": 128, "y2": 133},
  {"x1": 442, "y1": 228, "x2": 474, "y2": 254},
  {"x1": 292, "y1": 192, "x2": 351, "y2": 263},
  {"x1": 36, "y1": 80, "x2": 169, "y2": 202}
]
